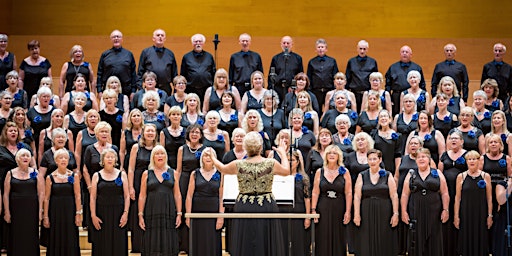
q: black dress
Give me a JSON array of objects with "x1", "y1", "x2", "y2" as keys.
[
  {"x1": 493, "y1": 181, "x2": 511, "y2": 256},
  {"x1": 10, "y1": 89, "x2": 28, "y2": 109},
  {"x1": 333, "y1": 133, "x2": 355, "y2": 155},
  {"x1": 99, "y1": 109, "x2": 124, "y2": 149},
  {"x1": 439, "y1": 151, "x2": 468, "y2": 256},
  {"x1": 67, "y1": 114, "x2": 86, "y2": 145},
  {"x1": 26, "y1": 106, "x2": 54, "y2": 155},
  {"x1": 218, "y1": 110, "x2": 240, "y2": 139},
  {"x1": 142, "y1": 169, "x2": 179, "y2": 256},
  {"x1": 295, "y1": 131, "x2": 316, "y2": 167},
  {"x1": 407, "y1": 169, "x2": 443, "y2": 256},
  {"x1": 473, "y1": 113, "x2": 492, "y2": 135},
  {"x1": 357, "y1": 111, "x2": 378, "y2": 134},
  {"x1": 190, "y1": 170, "x2": 222, "y2": 256},
  {"x1": 203, "y1": 134, "x2": 226, "y2": 160},
  {"x1": 178, "y1": 144, "x2": 205, "y2": 252},
  {"x1": 450, "y1": 127, "x2": 483, "y2": 153},
  {"x1": 91, "y1": 172, "x2": 128, "y2": 256},
  {"x1": 46, "y1": 175, "x2": 80, "y2": 256},
  {"x1": 482, "y1": 154, "x2": 508, "y2": 214},
  {"x1": 19, "y1": 59, "x2": 51, "y2": 99},
  {"x1": 40, "y1": 149, "x2": 77, "y2": 175},
  {"x1": 231, "y1": 159, "x2": 285, "y2": 256},
  {"x1": 433, "y1": 113, "x2": 458, "y2": 140},
  {"x1": 458, "y1": 172, "x2": 489, "y2": 256},
  {"x1": 415, "y1": 130, "x2": 440, "y2": 164},
  {"x1": 64, "y1": 61, "x2": 92, "y2": 92},
  {"x1": 165, "y1": 95, "x2": 184, "y2": 109},
  {"x1": 403, "y1": 90, "x2": 427, "y2": 112},
  {"x1": 258, "y1": 109, "x2": 286, "y2": 145},
  {"x1": 397, "y1": 155, "x2": 417, "y2": 254},
  {"x1": 122, "y1": 129, "x2": 138, "y2": 171},
  {"x1": 315, "y1": 168, "x2": 347, "y2": 256},
  {"x1": 0, "y1": 147, "x2": 19, "y2": 249},
  {"x1": 0, "y1": 52, "x2": 15, "y2": 90},
  {"x1": 162, "y1": 128, "x2": 186, "y2": 169},
  {"x1": 8, "y1": 171, "x2": 40, "y2": 256},
  {"x1": 142, "y1": 110, "x2": 167, "y2": 134},
  {"x1": 302, "y1": 111, "x2": 316, "y2": 133},
  {"x1": 129, "y1": 146, "x2": 152, "y2": 252},
  {"x1": 395, "y1": 113, "x2": 418, "y2": 154},
  {"x1": 321, "y1": 109, "x2": 358, "y2": 134},
  {"x1": 245, "y1": 91, "x2": 263, "y2": 111},
  {"x1": 305, "y1": 149, "x2": 323, "y2": 185},
  {"x1": 356, "y1": 170, "x2": 397, "y2": 256},
  {"x1": 372, "y1": 131, "x2": 402, "y2": 173},
  {"x1": 67, "y1": 91, "x2": 93, "y2": 114},
  {"x1": 180, "y1": 114, "x2": 205, "y2": 129}
]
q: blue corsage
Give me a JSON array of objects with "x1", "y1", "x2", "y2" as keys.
[
  {"x1": 30, "y1": 171, "x2": 37, "y2": 180},
  {"x1": 443, "y1": 115, "x2": 451, "y2": 123},
  {"x1": 197, "y1": 119, "x2": 204, "y2": 126},
  {"x1": 492, "y1": 100, "x2": 500, "y2": 108},
  {"x1": 417, "y1": 94, "x2": 426, "y2": 103},
  {"x1": 302, "y1": 126, "x2": 309, "y2": 134},
  {"x1": 499, "y1": 159, "x2": 507, "y2": 168},
  {"x1": 431, "y1": 169, "x2": 439, "y2": 178},
  {"x1": 467, "y1": 130, "x2": 476, "y2": 138},
  {"x1": 116, "y1": 114, "x2": 123, "y2": 123},
  {"x1": 137, "y1": 134, "x2": 142, "y2": 141},
  {"x1": 411, "y1": 113, "x2": 419, "y2": 121},
  {"x1": 502, "y1": 134, "x2": 508, "y2": 142},
  {"x1": 484, "y1": 112, "x2": 491, "y2": 119},
  {"x1": 295, "y1": 173, "x2": 303, "y2": 181},
  {"x1": 343, "y1": 138, "x2": 352, "y2": 145},
  {"x1": 2, "y1": 56, "x2": 9, "y2": 63},
  {"x1": 68, "y1": 175, "x2": 74, "y2": 184},
  {"x1": 230, "y1": 114, "x2": 238, "y2": 121},
  {"x1": 85, "y1": 92, "x2": 90, "y2": 99},
  {"x1": 338, "y1": 166, "x2": 346, "y2": 175},
  {"x1": 212, "y1": 172, "x2": 221, "y2": 181},
  {"x1": 16, "y1": 142, "x2": 25, "y2": 149},
  {"x1": 391, "y1": 132, "x2": 399, "y2": 141},
  {"x1": 157, "y1": 113, "x2": 165, "y2": 122},
  {"x1": 217, "y1": 134, "x2": 224, "y2": 142},
  {"x1": 455, "y1": 157, "x2": 466, "y2": 165},
  {"x1": 304, "y1": 112, "x2": 312, "y2": 120},
  {"x1": 24, "y1": 129, "x2": 32, "y2": 138},
  {"x1": 83, "y1": 62, "x2": 89, "y2": 67},
  {"x1": 39, "y1": 61, "x2": 46, "y2": 68},
  {"x1": 477, "y1": 179, "x2": 486, "y2": 189},
  {"x1": 13, "y1": 93, "x2": 21, "y2": 100},
  {"x1": 378, "y1": 169, "x2": 386, "y2": 177},
  {"x1": 350, "y1": 111, "x2": 358, "y2": 119},
  {"x1": 115, "y1": 176, "x2": 123, "y2": 186},
  {"x1": 158, "y1": 90, "x2": 163, "y2": 98},
  {"x1": 33, "y1": 115, "x2": 42, "y2": 123},
  {"x1": 49, "y1": 98, "x2": 54, "y2": 105},
  {"x1": 162, "y1": 171, "x2": 171, "y2": 181},
  {"x1": 195, "y1": 151, "x2": 202, "y2": 159},
  {"x1": 180, "y1": 129, "x2": 185, "y2": 137},
  {"x1": 424, "y1": 134, "x2": 432, "y2": 142},
  {"x1": 448, "y1": 98, "x2": 455, "y2": 106}
]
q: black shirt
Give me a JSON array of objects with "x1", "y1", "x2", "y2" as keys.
[
  {"x1": 96, "y1": 47, "x2": 137, "y2": 95},
  {"x1": 137, "y1": 46, "x2": 178, "y2": 94},
  {"x1": 180, "y1": 50, "x2": 216, "y2": 89},
  {"x1": 345, "y1": 56, "x2": 378, "y2": 92},
  {"x1": 431, "y1": 60, "x2": 469, "y2": 102},
  {"x1": 385, "y1": 61, "x2": 426, "y2": 92},
  {"x1": 269, "y1": 51, "x2": 303, "y2": 88},
  {"x1": 481, "y1": 60, "x2": 512, "y2": 101},
  {"x1": 229, "y1": 50, "x2": 263, "y2": 86},
  {"x1": 307, "y1": 55, "x2": 339, "y2": 90}
]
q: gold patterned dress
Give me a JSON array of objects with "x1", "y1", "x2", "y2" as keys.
[{"x1": 231, "y1": 158, "x2": 285, "y2": 256}]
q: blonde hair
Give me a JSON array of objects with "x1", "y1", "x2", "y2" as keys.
[
  {"x1": 351, "y1": 132, "x2": 374, "y2": 151},
  {"x1": 69, "y1": 45, "x2": 84, "y2": 61},
  {"x1": 53, "y1": 148, "x2": 70, "y2": 161},
  {"x1": 15, "y1": 148, "x2": 32, "y2": 164},
  {"x1": 126, "y1": 109, "x2": 142, "y2": 130},
  {"x1": 182, "y1": 93, "x2": 202, "y2": 115},
  {"x1": 142, "y1": 90, "x2": 160, "y2": 109},
  {"x1": 296, "y1": 91, "x2": 313, "y2": 112},
  {"x1": 438, "y1": 76, "x2": 460, "y2": 97},
  {"x1": 242, "y1": 110, "x2": 263, "y2": 132},
  {"x1": 243, "y1": 131, "x2": 263, "y2": 157},
  {"x1": 213, "y1": 68, "x2": 229, "y2": 90},
  {"x1": 106, "y1": 76, "x2": 122, "y2": 94},
  {"x1": 99, "y1": 148, "x2": 118, "y2": 167},
  {"x1": 139, "y1": 124, "x2": 158, "y2": 148},
  {"x1": 85, "y1": 109, "x2": 100, "y2": 128},
  {"x1": 322, "y1": 145, "x2": 344, "y2": 167},
  {"x1": 148, "y1": 145, "x2": 170, "y2": 170},
  {"x1": 200, "y1": 146, "x2": 217, "y2": 169},
  {"x1": 486, "y1": 133, "x2": 504, "y2": 153}
]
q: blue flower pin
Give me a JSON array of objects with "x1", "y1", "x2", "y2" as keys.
[
  {"x1": 116, "y1": 114, "x2": 123, "y2": 123},
  {"x1": 380, "y1": 95, "x2": 386, "y2": 103},
  {"x1": 343, "y1": 137, "x2": 352, "y2": 145},
  {"x1": 484, "y1": 112, "x2": 491, "y2": 119},
  {"x1": 33, "y1": 115, "x2": 42, "y2": 123},
  {"x1": 16, "y1": 142, "x2": 25, "y2": 149},
  {"x1": 411, "y1": 113, "x2": 419, "y2": 121},
  {"x1": 83, "y1": 62, "x2": 89, "y2": 67},
  {"x1": 158, "y1": 90, "x2": 163, "y2": 98},
  {"x1": 230, "y1": 114, "x2": 238, "y2": 121},
  {"x1": 137, "y1": 134, "x2": 142, "y2": 141},
  {"x1": 24, "y1": 129, "x2": 32, "y2": 138},
  {"x1": 338, "y1": 166, "x2": 346, "y2": 175},
  {"x1": 350, "y1": 112, "x2": 358, "y2": 119},
  {"x1": 492, "y1": 100, "x2": 500, "y2": 108},
  {"x1": 417, "y1": 94, "x2": 426, "y2": 103},
  {"x1": 378, "y1": 169, "x2": 386, "y2": 177},
  {"x1": 157, "y1": 113, "x2": 165, "y2": 122},
  {"x1": 431, "y1": 169, "x2": 439, "y2": 178},
  {"x1": 391, "y1": 132, "x2": 399, "y2": 141},
  {"x1": 448, "y1": 98, "x2": 455, "y2": 106},
  {"x1": 424, "y1": 134, "x2": 432, "y2": 142},
  {"x1": 499, "y1": 159, "x2": 507, "y2": 168},
  {"x1": 115, "y1": 176, "x2": 123, "y2": 186},
  {"x1": 180, "y1": 129, "x2": 185, "y2": 137},
  {"x1": 13, "y1": 93, "x2": 21, "y2": 100},
  {"x1": 49, "y1": 98, "x2": 54, "y2": 105},
  {"x1": 455, "y1": 157, "x2": 466, "y2": 165},
  {"x1": 195, "y1": 151, "x2": 202, "y2": 159},
  {"x1": 502, "y1": 134, "x2": 508, "y2": 142},
  {"x1": 443, "y1": 115, "x2": 451, "y2": 124},
  {"x1": 3, "y1": 56, "x2": 9, "y2": 63},
  {"x1": 304, "y1": 112, "x2": 312, "y2": 120},
  {"x1": 467, "y1": 130, "x2": 476, "y2": 138},
  {"x1": 217, "y1": 134, "x2": 224, "y2": 142},
  {"x1": 295, "y1": 173, "x2": 303, "y2": 181},
  {"x1": 302, "y1": 126, "x2": 309, "y2": 134},
  {"x1": 30, "y1": 171, "x2": 37, "y2": 180},
  {"x1": 197, "y1": 119, "x2": 204, "y2": 126},
  {"x1": 212, "y1": 172, "x2": 221, "y2": 181},
  {"x1": 162, "y1": 171, "x2": 171, "y2": 181},
  {"x1": 39, "y1": 62, "x2": 46, "y2": 68},
  {"x1": 477, "y1": 179, "x2": 486, "y2": 189},
  {"x1": 85, "y1": 92, "x2": 90, "y2": 99},
  {"x1": 68, "y1": 175, "x2": 74, "y2": 184}
]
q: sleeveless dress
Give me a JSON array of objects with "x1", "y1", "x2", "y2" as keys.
[
  {"x1": 162, "y1": 128, "x2": 186, "y2": 169},
  {"x1": 439, "y1": 151, "x2": 468, "y2": 256},
  {"x1": 397, "y1": 155, "x2": 418, "y2": 253},
  {"x1": 207, "y1": 87, "x2": 222, "y2": 111},
  {"x1": 315, "y1": 168, "x2": 347, "y2": 256},
  {"x1": 0, "y1": 52, "x2": 15, "y2": 90},
  {"x1": 302, "y1": 111, "x2": 315, "y2": 133},
  {"x1": 258, "y1": 109, "x2": 286, "y2": 145},
  {"x1": 180, "y1": 114, "x2": 205, "y2": 129},
  {"x1": 10, "y1": 89, "x2": 28, "y2": 109},
  {"x1": 19, "y1": 59, "x2": 51, "y2": 99},
  {"x1": 128, "y1": 147, "x2": 152, "y2": 252},
  {"x1": 122, "y1": 129, "x2": 138, "y2": 171},
  {"x1": 78, "y1": 128, "x2": 96, "y2": 230},
  {"x1": 67, "y1": 114, "x2": 86, "y2": 145},
  {"x1": 142, "y1": 110, "x2": 167, "y2": 134},
  {"x1": 190, "y1": 170, "x2": 222, "y2": 256},
  {"x1": 67, "y1": 91, "x2": 93, "y2": 114},
  {"x1": 91, "y1": 172, "x2": 128, "y2": 256},
  {"x1": 395, "y1": 113, "x2": 418, "y2": 154},
  {"x1": 64, "y1": 61, "x2": 92, "y2": 92},
  {"x1": 245, "y1": 91, "x2": 263, "y2": 111},
  {"x1": 99, "y1": 109, "x2": 123, "y2": 148},
  {"x1": 218, "y1": 110, "x2": 240, "y2": 139},
  {"x1": 403, "y1": 90, "x2": 427, "y2": 112},
  {"x1": 165, "y1": 94, "x2": 185, "y2": 109},
  {"x1": 142, "y1": 169, "x2": 179, "y2": 256},
  {"x1": 450, "y1": 127, "x2": 483, "y2": 153},
  {"x1": 473, "y1": 114, "x2": 492, "y2": 135},
  {"x1": 8, "y1": 172, "x2": 40, "y2": 256},
  {"x1": 458, "y1": 172, "x2": 489, "y2": 256},
  {"x1": 231, "y1": 159, "x2": 285, "y2": 256},
  {"x1": 372, "y1": 131, "x2": 402, "y2": 173},
  {"x1": 203, "y1": 134, "x2": 226, "y2": 160},
  {"x1": 26, "y1": 106, "x2": 54, "y2": 155},
  {"x1": 46, "y1": 175, "x2": 80, "y2": 256},
  {"x1": 493, "y1": 181, "x2": 512, "y2": 256},
  {"x1": 407, "y1": 169, "x2": 443, "y2": 256},
  {"x1": 356, "y1": 170, "x2": 397, "y2": 256},
  {"x1": 483, "y1": 154, "x2": 508, "y2": 215},
  {"x1": 357, "y1": 111, "x2": 378, "y2": 134},
  {"x1": 433, "y1": 113, "x2": 458, "y2": 139},
  {"x1": 415, "y1": 130, "x2": 439, "y2": 164}
]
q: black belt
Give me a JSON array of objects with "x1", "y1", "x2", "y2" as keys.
[{"x1": 240, "y1": 192, "x2": 272, "y2": 196}]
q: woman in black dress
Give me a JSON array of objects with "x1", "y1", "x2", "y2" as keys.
[
  {"x1": 283, "y1": 72, "x2": 320, "y2": 116},
  {"x1": 242, "y1": 109, "x2": 272, "y2": 156},
  {"x1": 0, "y1": 34, "x2": 17, "y2": 91},
  {"x1": 28, "y1": 77, "x2": 61, "y2": 109},
  {"x1": 142, "y1": 90, "x2": 168, "y2": 134},
  {"x1": 356, "y1": 90, "x2": 380, "y2": 135},
  {"x1": 42, "y1": 148, "x2": 81, "y2": 256},
  {"x1": 451, "y1": 106, "x2": 486, "y2": 154},
  {"x1": 60, "y1": 73, "x2": 98, "y2": 115},
  {"x1": 10, "y1": 106, "x2": 36, "y2": 154},
  {"x1": 218, "y1": 91, "x2": 241, "y2": 139},
  {"x1": 90, "y1": 148, "x2": 129, "y2": 256},
  {"x1": 58, "y1": 45, "x2": 95, "y2": 96},
  {"x1": 222, "y1": 128, "x2": 247, "y2": 163},
  {"x1": 99, "y1": 89, "x2": 125, "y2": 148},
  {"x1": 259, "y1": 89, "x2": 286, "y2": 144},
  {"x1": 332, "y1": 114, "x2": 355, "y2": 154},
  {"x1": 289, "y1": 108, "x2": 316, "y2": 166},
  {"x1": 401, "y1": 148, "x2": 449, "y2": 256},
  {"x1": 241, "y1": 71, "x2": 266, "y2": 114},
  {"x1": 321, "y1": 91, "x2": 358, "y2": 134},
  {"x1": 38, "y1": 108, "x2": 74, "y2": 167},
  {"x1": 99, "y1": 76, "x2": 129, "y2": 114},
  {"x1": 296, "y1": 91, "x2": 320, "y2": 137},
  {"x1": 26, "y1": 86, "x2": 55, "y2": 159},
  {"x1": 203, "y1": 68, "x2": 241, "y2": 113},
  {"x1": 361, "y1": 72, "x2": 392, "y2": 114},
  {"x1": 176, "y1": 124, "x2": 205, "y2": 253},
  {"x1": 322, "y1": 72, "x2": 357, "y2": 115},
  {"x1": 160, "y1": 106, "x2": 185, "y2": 169},
  {"x1": 487, "y1": 110, "x2": 512, "y2": 155},
  {"x1": 132, "y1": 71, "x2": 167, "y2": 112},
  {"x1": 428, "y1": 76, "x2": 465, "y2": 117},
  {"x1": 454, "y1": 150, "x2": 492, "y2": 256},
  {"x1": 39, "y1": 128, "x2": 77, "y2": 177},
  {"x1": 120, "y1": 109, "x2": 142, "y2": 172},
  {"x1": 128, "y1": 123, "x2": 158, "y2": 253},
  {"x1": 494, "y1": 176, "x2": 512, "y2": 256},
  {"x1": 185, "y1": 147, "x2": 224, "y2": 256},
  {"x1": 18, "y1": 40, "x2": 51, "y2": 100},
  {"x1": 473, "y1": 90, "x2": 493, "y2": 135},
  {"x1": 207, "y1": 131, "x2": 290, "y2": 256},
  {"x1": 164, "y1": 75, "x2": 187, "y2": 112},
  {"x1": 138, "y1": 145, "x2": 182, "y2": 256},
  {"x1": 203, "y1": 111, "x2": 230, "y2": 160},
  {"x1": 0, "y1": 91, "x2": 13, "y2": 133},
  {"x1": 400, "y1": 70, "x2": 430, "y2": 113},
  {"x1": 482, "y1": 78, "x2": 503, "y2": 112},
  {"x1": 311, "y1": 145, "x2": 352, "y2": 255},
  {"x1": 3, "y1": 148, "x2": 44, "y2": 256},
  {"x1": 180, "y1": 93, "x2": 205, "y2": 129},
  {"x1": 393, "y1": 93, "x2": 418, "y2": 154},
  {"x1": 305, "y1": 128, "x2": 333, "y2": 182},
  {"x1": 63, "y1": 91, "x2": 87, "y2": 146},
  {"x1": 353, "y1": 149, "x2": 399, "y2": 256},
  {"x1": 432, "y1": 93, "x2": 459, "y2": 139},
  {"x1": 4, "y1": 71, "x2": 28, "y2": 109},
  {"x1": 373, "y1": 110, "x2": 402, "y2": 173},
  {"x1": 437, "y1": 130, "x2": 468, "y2": 256},
  {"x1": 406, "y1": 110, "x2": 445, "y2": 166}
]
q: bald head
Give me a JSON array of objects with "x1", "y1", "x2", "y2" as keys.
[
  {"x1": 239, "y1": 33, "x2": 251, "y2": 52},
  {"x1": 281, "y1": 36, "x2": 293, "y2": 52},
  {"x1": 443, "y1": 44, "x2": 456, "y2": 61},
  {"x1": 152, "y1": 29, "x2": 166, "y2": 48},
  {"x1": 400, "y1": 45, "x2": 412, "y2": 63}
]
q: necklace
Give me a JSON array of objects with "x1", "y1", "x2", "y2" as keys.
[
  {"x1": 188, "y1": 144, "x2": 201, "y2": 154},
  {"x1": 56, "y1": 172, "x2": 68, "y2": 179},
  {"x1": 72, "y1": 63, "x2": 81, "y2": 74}
]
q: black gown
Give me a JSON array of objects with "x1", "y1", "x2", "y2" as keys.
[
  {"x1": 142, "y1": 169, "x2": 179, "y2": 256},
  {"x1": 483, "y1": 154, "x2": 508, "y2": 214},
  {"x1": 258, "y1": 109, "x2": 286, "y2": 145},
  {"x1": 46, "y1": 175, "x2": 80, "y2": 256},
  {"x1": 474, "y1": 113, "x2": 492, "y2": 135},
  {"x1": 0, "y1": 146, "x2": 18, "y2": 249},
  {"x1": 450, "y1": 127, "x2": 483, "y2": 153},
  {"x1": 433, "y1": 113, "x2": 458, "y2": 140},
  {"x1": 397, "y1": 155, "x2": 418, "y2": 254},
  {"x1": 190, "y1": 170, "x2": 222, "y2": 256},
  {"x1": 305, "y1": 149, "x2": 323, "y2": 185},
  {"x1": 372, "y1": 131, "x2": 402, "y2": 173},
  {"x1": 356, "y1": 111, "x2": 378, "y2": 134},
  {"x1": 439, "y1": 151, "x2": 468, "y2": 256},
  {"x1": 356, "y1": 170, "x2": 397, "y2": 256},
  {"x1": 415, "y1": 130, "x2": 440, "y2": 164},
  {"x1": 315, "y1": 168, "x2": 347, "y2": 256},
  {"x1": 395, "y1": 113, "x2": 418, "y2": 154},
  {"x1": 218, "y1": 110, "x2": 240, "y2": 139},
  {"x1": 67, "y1": 114, "x2": 86, "y2": 145},
  {"x1": 99, "y1": 109, "x2": 123, "y2": 149},
  {"x1": 122, "y1": 129, "x2": 138, "y2": 171},
  {"x1": 162, "y1": 128, "x2": 186, "y2": 169},
  {"x1": 91, "y1": 172, "x2": 128, "y2": 256},
  {"x1": 407, "y1": 169, "x2": 443, "y2": 256},
  {"x1": 458, "y1": 172, "x2": 489, "y2": 256},
  {"x1": 78, "y1": 128, "x2": 96, "y2": 230},
  {"x1": 493, "y1": 181, "x2": 512, "y2": 256},
  {"x1": 8, "y1": 171, "x2": 40, "y2": 256},
  {"x1": 203, "y1": 134, "x2": 226, "y2": 161},
  {"x1": 19, "y1": 59, "x2": 51, "y2": 99},
  {"x1": 26, "y1": 106, "x2": 54, "y2": 156},
  {"x1": 244, "y1": 91, "x2": 263, "y2": 111}
]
